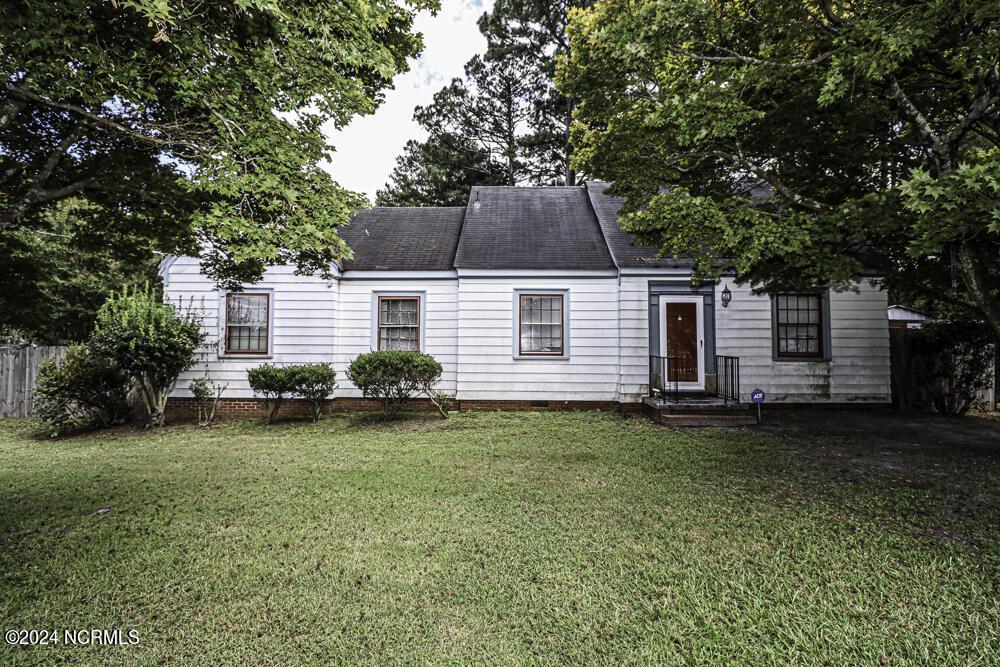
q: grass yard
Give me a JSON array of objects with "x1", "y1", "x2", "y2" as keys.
[{"x1": 1, "y1": 411, "x2": 998, "y2": 665}]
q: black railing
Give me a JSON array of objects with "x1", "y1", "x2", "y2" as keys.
[
  {"x1": 648, "y1": 354, "x2": 741, "y2": 404},
  {"x1": 648, "y1": 355, "x2": 697, "y2": 403},
  {"x1": 715, "y1": 355, "x2": 740, "y2": 404}
]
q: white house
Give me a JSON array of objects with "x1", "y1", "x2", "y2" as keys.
[{"x1": 160, "y1": 183, "x2": 891, "y2": 415}]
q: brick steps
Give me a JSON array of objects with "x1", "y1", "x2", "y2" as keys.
[{"x1": 643, "y1": 396, "x2": 757, "y2": 427}]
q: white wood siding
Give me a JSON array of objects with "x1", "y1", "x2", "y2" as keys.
[
  {"x1": 618, "y1": 277, "x2": 651, "y2": 403},
  {"x1": 715, "y1": 280, "x2": 890, "y2": 403},
  {"x1": 163, "y1": 258, "x2": 890, "y2": 405},
  {"x1": 164, "y1": 257, "x2": 337, "y2": 398},
  {"x1": 335, "y1": 279, "x2": 458, "y2": 397},
  {"x1": 456, "y1": 277, "x2": 620, "y2": 401}
]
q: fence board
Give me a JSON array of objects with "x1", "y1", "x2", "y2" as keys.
[{"x1": 0, "y1": 346, "x2": 66, "y2": 418}]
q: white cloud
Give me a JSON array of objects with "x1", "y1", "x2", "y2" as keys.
[{"x1": 322, "y1": 0, "x2": 493, "y2": 204}]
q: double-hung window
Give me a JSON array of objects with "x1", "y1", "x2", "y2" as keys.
[
  {"x1": 773, "y1": 292, "x2": 824, "y2": 359},
  {"x1": 518, "y1": 293, "x2": 564, "y2": 356},
  {"x1": 225, "y1": 293, "x2": 270, "y2": 355},
  {"x1": 378, "y1": 296, "x2": 420, "y2": 351}
]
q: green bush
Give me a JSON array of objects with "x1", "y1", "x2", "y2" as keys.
[
  {"x1": 189, "y1": 376, "x2": 228, "y2": 426},
  {"x1": 247, "y1": 363, "x2": 297, "y2": 424},
  {"x1": 346, "y1": 351, "x2": 443, "y2": 420},
  {"x1": 909, "y1": 321, "x2": 995, "y2": 415},
  {"x1": 247, "y1": 363, "x2": 337, "y2": 423},
  {"x1": 89, "y1": 286, "x2": 204, "y2": 426},
  {"x1": 34, "y1": 344, "x2": 130, "y2": 436},
  {"x1": 287, "y1": 363, "x2": 337, "y2": 422}
]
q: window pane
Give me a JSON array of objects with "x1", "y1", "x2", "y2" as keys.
[
  {"x1": 226, "y1": 294, "x2": 268, "y2": 353},
  {"x1": 519, "y1": 295, "x2": 563, "y2": 353},
  {"x1": 378, "y1": 298, "x2": 421, "y2": 351},
  {"x1": 775, "y1": 293, "x2": 821, "y2": 357}
]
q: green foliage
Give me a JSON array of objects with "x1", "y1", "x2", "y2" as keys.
[
  {"x1": 346, "y1": 351, "x2": 443, "y2": 420},
  {"x1": 559, "y1": 0, "x2": 1000, "y2": 335},
  {"x1": 0, "y1": 0, "x2": 435, "y2": 288},
  {"x1": 376, "y1": 134, "x2": 506, "y2": 207},
  {"x1": 34, "y1": 344, "x2": 130, "y2": 436},
  {"x1": 189, "y1": 376, "x2": 227, "y2": 427},
  {"x1": 247, "y1": 363, "x2": 338, "y2": 423},
  {"x1": 379, "y1": 1, "x2": 585, "y2": 204},
  {"x1": 0, "y1": 199, "x2": 156, "y2": 343},
  {"x1": 907, "y1": 322, "x2": 996, "y2": 416},
  {"x1": 287, "y1": 364, "x2": 338, "y2": 423},
  {"x1": 90, "y1": 286, "x2": 203, "y2": 426},
  {"x1": 247, "y1": 363, "x2": 297, "y2": 424}
]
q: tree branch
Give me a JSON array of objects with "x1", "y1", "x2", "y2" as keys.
[
  {"x1": 0, "y1": 125, "x2": 93, "y2": 228},
  {"x1": 733, "y1": 142, "x2": 829, "y2": 213},
  {"x1": 0, "y1": 97, "x2": 26, "y2": 130},
  {"x1": 888, "y1": 77, "x2": 949, "y2": 171},
  {"x1": 7, "y1": 85, "x2": 208, "y2": 153},
  {"x1": 670, "y1": 44, "x2": 836, "y2": 69},
  {"x1": 944, "y1": 67, "x2": 1000, "y2": 150}
]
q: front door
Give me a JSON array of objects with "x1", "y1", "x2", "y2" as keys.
[{"x1": 658, "y1": 295, "x2": 705, "y2": 390}]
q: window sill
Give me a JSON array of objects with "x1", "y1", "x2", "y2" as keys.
[
  {"x1": 218, "y1": 352, "x2": 273, "y2": 360},
  {"x1": 513, "y1": 354, "x2": 570, "y2": 361},
  {"x1": 772, "y1": 356, "x2": 831, "y2": 363}
]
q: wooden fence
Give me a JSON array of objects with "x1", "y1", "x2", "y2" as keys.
[{"x1": 0, "y1": 346, "x2": 67, "y2": 418}]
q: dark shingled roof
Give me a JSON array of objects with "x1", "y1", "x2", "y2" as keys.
[
  {"x1": 454, "y1": 186, "x2": 615, "y2": 270},
  {"x1": 584, "y1": 181, "x2": 689, "y2": 269},
  {"x1": 339, "y1": 207, "x2": 465, "y2": 271}
]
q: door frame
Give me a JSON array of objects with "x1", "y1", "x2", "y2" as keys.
[{"x1": 657, "y1": 294, "x2": 705, "y2": 390}]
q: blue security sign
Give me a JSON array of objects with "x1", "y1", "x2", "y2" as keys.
[{"x1": 750, "y1": 388, "x2": 766, "y2": 404}]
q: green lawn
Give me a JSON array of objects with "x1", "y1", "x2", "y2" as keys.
[{"x1": 1, "y1": 411, "x2": 997, "y2": 665}]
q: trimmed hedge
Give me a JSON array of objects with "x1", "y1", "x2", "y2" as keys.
[
  {"x1": 346, "y1": 351, "x2": 442, "y2": 420},
  {"x1": 247, "y1": 363, "x2": 337, "y2": 423}
]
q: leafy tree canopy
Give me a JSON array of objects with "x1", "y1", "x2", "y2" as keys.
[
  {"x1": 559, "y1": 0, "x2": 1000, "y2": 337},
  {"x1": 1, "y1": 0, "x2": 435, "y2": 288}
]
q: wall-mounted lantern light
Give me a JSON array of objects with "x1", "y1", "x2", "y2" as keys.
[
  {"x1": 473, "y1": 190, "x2": 481, "y2": 210},
  {"x1": 721, "y1": 285, "x2": 732, "y2": 308}
]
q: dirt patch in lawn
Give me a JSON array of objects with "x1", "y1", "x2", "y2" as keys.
[{"x1": 756, "y1": 409, "x2": 1000, "y2": 548}]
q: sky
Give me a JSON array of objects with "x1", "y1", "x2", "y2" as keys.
[{"x1": 322, "y1": 0, "x2": 494, "y2": 204}]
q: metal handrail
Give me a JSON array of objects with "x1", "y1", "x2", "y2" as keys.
[
  {"x1": 715, "y1": 355, "x2": 740, "y2": 404},
  {"x1": 648, "y1": 354, "x2": 740, "y2": 404},
  {"x1": 648, "y1": 355, "x2": 696, "y2": 403}
]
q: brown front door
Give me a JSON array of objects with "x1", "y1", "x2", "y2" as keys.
[{"x1": 665, "y1": 302, "x2": 699, "y2": 382}]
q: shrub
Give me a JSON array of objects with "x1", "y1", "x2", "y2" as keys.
[
  {"x1": 247, "y1": 363, "x2": 297, "y2": 424},
  {"x1": 346, "y1": 351, "x2": 443, "y2": 420},
  {"x1": 189, "y1": 377, "x2": 228, "y2": 427},
  {"x1": 89, "y1": 286, "x2": 204, "y2": 426},
  {"x1": 34, "y1": 344, "x2": 130, "y2": 436},
  {"x1": 287, "y1": 363, "x2": 337, "y2": 422},
  {"x1": 909, "y1": 321, "x2": 995, "y2": 415}
]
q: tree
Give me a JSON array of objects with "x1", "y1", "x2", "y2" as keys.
[
  {"x1": 0, "y1": 198, "x2": 157, "y2": 343},
  {"x1": 379, "y1": 53, "x2": 540, "y2": 205},
  {"x1": 479, "y1": 0, "x2": 593, "y2": 185},
  {"x1": 559, "y1": 0, "x2": 1000, "y2": 338},
  {"x1": 1, "y1": 0, "x2": 434, "y2": 288},
  {"x1": 376, "y1": 131, "x2": 505, "y2": 207},
  {"x1": 90, "y1": 286, "x2": 204, "y2": 427},
  {"x1": 379, "y1": 1, "x2": 586, "y2": 204}
]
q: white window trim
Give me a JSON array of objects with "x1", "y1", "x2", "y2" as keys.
[
  {"x1": 217, "y1": 288, "x2": 274, "y2": 359},
  {"x1": 512, "y1": 288, "x2": 570, "y2": 360},
  {"x1": 370, "y1": 291, "x2": 427, "y2": 352},
  {"x1": 216, "y1": 287, "x2": 275, "y2": 362}
]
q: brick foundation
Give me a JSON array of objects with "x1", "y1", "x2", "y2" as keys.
[{"x1": 166, "y1": 397, "x2": 641, "y2": 422}]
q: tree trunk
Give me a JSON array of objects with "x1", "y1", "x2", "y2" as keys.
[{"x1": 956, "y1": 241, "x2": 1000, "y2": 340}]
